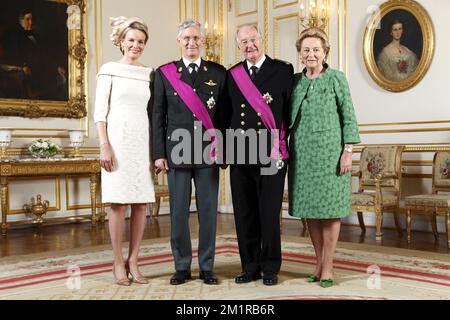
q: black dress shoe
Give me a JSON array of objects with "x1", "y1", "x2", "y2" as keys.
[
  {"x1": 199, "y1": 271, "x2": 219, "y2": 285},
  {"x1": 170, "y1": 271, "x2": 192, "y2": 285},
  {"x1": 263, "y1": 273, "x2": 278, "y2": 286},
  {"x1": 235, "y1": 272, "x2": 262, "y2": 284}
]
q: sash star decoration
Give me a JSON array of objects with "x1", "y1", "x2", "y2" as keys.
[
  {"x1": 207, "y1": 97, "x2": 216, "y2": 109},
  {"x1": 263, "y1": 92, "x2": 274, "y2": 104}
]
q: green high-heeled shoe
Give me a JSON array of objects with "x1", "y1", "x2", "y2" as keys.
[
  {"x1": 306, "y1": 274, "x2": 320, "y2": 283},
  {"x1": 320, "y1": 279, "x2": 334, "y2": 288}
]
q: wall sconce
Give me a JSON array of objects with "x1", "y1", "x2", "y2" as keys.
[
  {"x1": 204, "y1": 21, "x2": 221, "y2": 63},
  {"x1": 300, "y1": 0, "x2": 329, "y2": 30},
  {"x1": 0, "y1": 129, "x2": 13, "y2": 160},
  {"x1": 68, "y1": 130, "x2": 84, "y2": 158}
]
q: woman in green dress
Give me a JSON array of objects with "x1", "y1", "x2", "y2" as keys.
[{"x1": 288, "y1": 28, "x2": 360, "y2": 288}]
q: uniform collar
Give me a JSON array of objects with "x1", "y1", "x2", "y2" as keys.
[
  {"x1": 246, "y1": 55, "x2": 266, "y2": 70},
  {"x1": 183, "y1": 57, "x2": 202, "y2": 69}
]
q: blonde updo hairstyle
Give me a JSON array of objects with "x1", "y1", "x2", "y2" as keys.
[
  {"x1": 110, "y1": 16, "x2": 149, "y2": 54},
  {"x1": 296, "y1": 27, "x2": 330, "y2": 62}
]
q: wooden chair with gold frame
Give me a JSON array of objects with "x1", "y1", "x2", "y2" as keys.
[
  {"x1": 404, "y1": 152, "x2": 450, "y2": 248},
  {"x1": 149, "y1": 171, "x2": 169, "y2": 218},
  {"x1": 351, "y1": 145, "x2": 405, "y2": 240}
]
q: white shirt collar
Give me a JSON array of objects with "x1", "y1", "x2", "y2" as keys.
[
  {"x1": 246, "y1": 55, "x2": 266, "y2": 72},
  {"x1": 183, "y1": 57, "x2": 202, "y2": 69}
]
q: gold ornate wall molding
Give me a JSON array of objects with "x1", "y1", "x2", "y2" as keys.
[
  {"x1": 65, "y1": 174, "x2": 102, "y2": 210},
  {"x1": 7, "y1": 176, "x2": 61, "y2": 215},
  {"x1": 235, "y1": 0, "x2": 259, "y2": 17},
  {"x1": 273, "y1": 0, "x2": 299, "y2": 10}
]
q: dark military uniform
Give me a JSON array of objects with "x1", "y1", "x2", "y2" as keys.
[
  {"x1": 224, "y1": 55, "x2": 294, "y2": 278},
  {"x1": 152, "y1": 59, "x2": 226, "y2": 273}
]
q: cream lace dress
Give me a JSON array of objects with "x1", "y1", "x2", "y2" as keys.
[{"x1": 94, "y1": 62, "x2": 155, "y2": 204}]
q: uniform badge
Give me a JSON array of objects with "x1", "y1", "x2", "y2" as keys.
[
  {"x1": 204, "y1": 80, "x2": 217, "y2": 86},
  {"x1": 207, "y1": 97, "x2": 216, "y2": 109},
  {"x1": 203, "y1": 66, "x2": 208, "y2": 72},
  {"x1": 177, "y1": 67, "x2": 183, "y2": 72},
  {"x1": 263, "y1": 92, "x2": 274, "y2": 104}
]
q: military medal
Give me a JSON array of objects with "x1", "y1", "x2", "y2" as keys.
[
  {"x1": 276, "y1": 154, "x2": 284, "y2": 170},
  {"x1": 206, "y1": 97, "x2": 216, "y2": 109}
]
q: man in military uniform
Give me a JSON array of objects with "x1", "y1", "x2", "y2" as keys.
[
  {"x1": 152, "y1": 19, "x2": 226, "y2": 285},
  {"x1": 224, "y1": 24, "x2": 294, "y2": 286}
]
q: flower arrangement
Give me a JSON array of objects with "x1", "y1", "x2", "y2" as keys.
[{"x1": 28, "y1": 139, "x2": 62, "y2": 158}]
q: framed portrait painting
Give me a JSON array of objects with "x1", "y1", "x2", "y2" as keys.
[
  {"x1": 0, "y1": 0, "x2": 86, "y2": 118},
  {"x1": 363, "y1": 0, "x2": 434, "y2": 92}
]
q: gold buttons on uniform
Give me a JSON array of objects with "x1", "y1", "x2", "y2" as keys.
[
  {"x1": 257, "y1": 112, "x2": 261, "y2": 117},
  {"x1": 241, "y1": 130, "x2": 245, "y2": 134},
  {"x1": 241, "y1": 113, "x2": 245, "y2": 117},
  {"x1": 241, "y1": 121, "x2": 245, "y2": 126},
  {"x1": 194, "y1": 126, "x2": 198, "y2": 130},
  {"x1": 241, "y1": 104, "x2": 246, "y2": 108},
  {"x1": 174, "y1": 92, "x2": 178, "y2": 96},
  {"x1": 193, "y1": 88, "x2": 197, "y2": 92},
  {"x1": 257, "y1": 122, "x2": 262, "y2": 126}
]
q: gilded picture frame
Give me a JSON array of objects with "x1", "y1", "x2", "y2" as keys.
[
  {"x1": 363, "y1": 0, "x2": 434, "y2": 92},
  {"x1": 0, "y1": 0, "x2": 86, "y2": 118}
]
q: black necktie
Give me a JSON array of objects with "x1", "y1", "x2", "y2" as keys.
[
  {"x1": 189, "y1": 63, "x2": 198, "y2": 82},
  {"x1": 250, "y1": 66, "x2": 259, "y2": 81}
]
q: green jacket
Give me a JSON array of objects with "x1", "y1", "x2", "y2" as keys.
[{"x1": 289, "y1": 67, "x2": 360, "y2": 144}]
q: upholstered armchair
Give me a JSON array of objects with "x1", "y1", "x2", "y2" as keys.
[
  {"x1": 351, "y1": 145, "x2": 405, "y2": 240},
  {"x1": 149, "y1": 171, "x2": 169, "y2": 218},
  {"x1": 404, "y1": 152, "x2": 450, "y2": 248}
]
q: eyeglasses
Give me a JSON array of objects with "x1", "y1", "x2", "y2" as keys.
[
  {"x1": 238, "y1": 37, "x2": 261, "y2": 47},
  {"x1": 181, "y1": 36, "x2": 203, "y2": 43}
]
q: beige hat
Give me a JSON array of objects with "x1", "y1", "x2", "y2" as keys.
[{"x1": 109, "y1": 16, "x2": 148, "y2": 47}]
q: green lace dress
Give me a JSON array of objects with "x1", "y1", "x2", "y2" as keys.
[{"x1": 288, "y1": 67, "x2": 360, "y2": 219}]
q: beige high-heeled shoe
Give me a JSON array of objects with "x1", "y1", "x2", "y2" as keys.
[
  {"x1": 112, "y1": 264, "x2": 131, "y2": 286},
  {"x1": 125, "y1": 260, "x2": 149, "y2": 284}
]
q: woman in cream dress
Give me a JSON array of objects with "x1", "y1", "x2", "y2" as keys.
[
  {"x1": 377, "y1": 19, "x2": 419, "y2": 81},
  {"x1": 94, "y1": 17, "x2": 155, "y2": 286}
]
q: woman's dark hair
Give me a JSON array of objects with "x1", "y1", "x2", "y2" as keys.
[{"x1": 388, "y1": 19, "x2": 404, "y2": 33}]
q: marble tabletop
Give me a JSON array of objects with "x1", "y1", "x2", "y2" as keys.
[{"x1": 0, "y1": 157, "x2": 100, "y2": 163}]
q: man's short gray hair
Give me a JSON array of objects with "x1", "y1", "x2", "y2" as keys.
[
  {"x1": 177, "y1": 19, "x2": 203, "y2": 38},
  {"x1": 235, "y1": 24, "x2": 263, "y2": 43}
]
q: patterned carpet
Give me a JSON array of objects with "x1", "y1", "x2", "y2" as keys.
[{"x1": 0, "y1": 235, "x2": 450, "y2": 300}]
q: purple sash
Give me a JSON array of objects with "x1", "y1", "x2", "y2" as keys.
[
  {"x1": 160, "y1": 63, "x2": 217, "y2": 162},
  {"x1": 230, "y1": 64, "x2": 289, "y2": 160}
]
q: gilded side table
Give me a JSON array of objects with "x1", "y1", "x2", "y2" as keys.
[{"x1": 0, "y1": 157, "x2": 102, "y2": 236}]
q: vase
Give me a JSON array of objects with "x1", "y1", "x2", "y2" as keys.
[{"x1": 31, "y1": 151, "x2": 56, "y2": 159}]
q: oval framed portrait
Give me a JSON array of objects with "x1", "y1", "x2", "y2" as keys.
[{"x1": 363, "y1": 0, "x2": 434, "y2": 92}]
